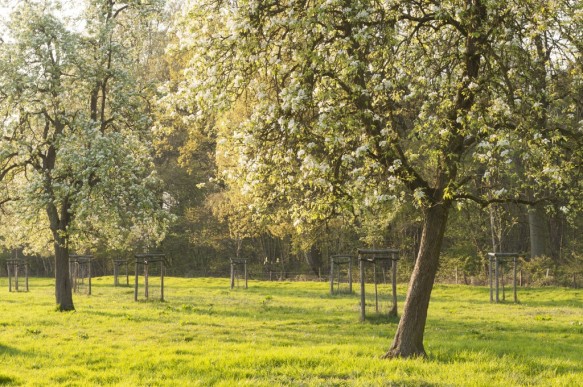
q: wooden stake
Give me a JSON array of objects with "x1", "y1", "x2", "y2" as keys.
[
  {"x1": 359, "y1": 257, "x2": 365, "y2": 321},
  {"x1": 134, "y1": 261, "x2": 139, "y2": 302},
  {"x1": 390, "y1": 258, "x2": 398, "y2": 316},
  {"x1": 329, "y1": 258, "x2": 334, "y2": 295}
]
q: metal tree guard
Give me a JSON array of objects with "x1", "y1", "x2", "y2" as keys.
[
  {"x1": 7, "y1": 258, "x2": 29, "y2": 292},
  {"x1": 113, "y1": 258, "x2": 129, "y2": 286},
  {"x1": 488, "y1": 252, "x2": 521, "y2": 303},
  {"x1": 329, "y1": 254, "x2": 353, "y2": 294},
  {"x1": 230, "y1": 258, "x2": 248, "y2": 289},
  {"x1": 69, "y1": 255, "x2": 93, "y2": 295},
  {"x1": 359, "y1": 248, "x2": 400, "y2": 321},
  {"x1": 134, "y1": 253, "x2": 166, "y2": 301}
]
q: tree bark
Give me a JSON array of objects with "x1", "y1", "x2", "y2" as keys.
[
  {"x1": 47, "y1": 199, "x2": 75, "y2": 312},
  {"x1": 384, "y1": 202, "x2": 450, "y2": 358},
  {"x1": 54, "y1": 239, "x2": 74, "y2": 311},
  {"x1": 528, "y1": 204, "x2": 551, "y2": 259},
  {"x1": 42, "y1": 133, "x2": 75, "y2": 311}
]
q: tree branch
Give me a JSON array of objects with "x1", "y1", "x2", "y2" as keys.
[{"x1": 454, "y1": 193, "x2": 550, "y2": 208}]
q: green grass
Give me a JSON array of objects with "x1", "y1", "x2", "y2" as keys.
[{"x1": 0, "y1": 277, "x2": 581, "y2": 386}]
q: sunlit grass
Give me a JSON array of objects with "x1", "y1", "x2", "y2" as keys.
[{"x1": 0, "y1": 277, "x2": 581, "y2": 385}]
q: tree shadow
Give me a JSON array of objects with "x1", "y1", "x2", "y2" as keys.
[
  {"x1": 0, "y1": 374, "x2": 19, "y2": 386},
  {"x1": 0, "y1": 344, "x2": 24, "y2": 357},
  {"x1": 362, "y1": 313, "x2": 400, "y2": 325}
]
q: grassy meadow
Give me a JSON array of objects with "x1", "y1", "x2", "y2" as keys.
[{"x1": 0, "y1": 276, "x2": 581, "y2": 386}]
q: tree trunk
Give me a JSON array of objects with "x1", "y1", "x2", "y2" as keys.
[
  {"x1": 54, "y1": 239, "x2": 74, "y2": 311},
  {"x1": 384, "y1": 202, "x2": 450, "y2": 358},
  {"x1": 41, "y1": 128, "x2": 74, "y2": 311},
  {"x1": 528, "y1": 204, "x2": 551, "y2": 259},
  {"x1": 47, "y1": 199, "x2": 75, "y2": 312},
  {"x1": 305, "y1": 244, "x2": 323, "y2": 277},
  {"x1": 489, "y1": 204, "x2": 502, "y2": 253}
]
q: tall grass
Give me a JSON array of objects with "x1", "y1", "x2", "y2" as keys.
[{"x1": 0, "y1": 277, "x2": 581, "y2": 386}]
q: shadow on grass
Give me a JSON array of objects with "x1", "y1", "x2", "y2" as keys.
[
  {"x1": 0, "y1": 374, "x2": 19, "y2": 386},
  {"x1": 81, "y1": 308, "x2": 164, "y2": 323},
  {"x1": 362, "y1": 313, "x2": 400, "y2": 325},
  {"x1": 326, "y1": 290, "x2": 357, "y2": 299},
  {"x1": 517, "y1": 288, "x2": 583, "y2": 308},
  {"x1": 0, "y1": 344, "x2": 24, "y2": 357}
]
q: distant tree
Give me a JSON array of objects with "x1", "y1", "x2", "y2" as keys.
[{"x1": 0, "y1": 0, "x2": 171, "y2": 311}]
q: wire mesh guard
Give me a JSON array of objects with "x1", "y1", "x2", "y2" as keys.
[
  {"x1": 113, "y1": 259, "x2": 130, "y2": 287},
  {"x1": 358, "y1": 249, "x2": 400, "y2": 321},
  {"x1": 6, "y1": 259, "x2": 29, "y2": 292},
  {"x1": 488, "y1": 252, "x2": 522, "y2": 303},
  {"x1": 230, "y1": 258, "x2": 248, "y2": 289},
  {"x1": 329, "y1": 255, "x2": 354, "y2": 295},
  {"x1": 134, "y1": 254, "x2": 166, "y2": 301},
  {"x1": 69, "y1": 255, "x2": 93, "y2": 295}
]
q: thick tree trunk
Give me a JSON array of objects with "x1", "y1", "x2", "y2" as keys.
[
  {"x1": 384, "y1": 202, "x2": 450, "y2": 358},
  {"x1": 42, "y1": 130, "x2": 74, "y2": 311},
  {"x1": 54, "y1": 240, "x2": 74, "y2": 311},
  {"x1": 47, "y1": 199, "x2": 75, "y2": 312}
]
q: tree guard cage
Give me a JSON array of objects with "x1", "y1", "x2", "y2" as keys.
[
  {"x1": 264, "y1": 261, "x2": 276, "y2": 281},
  {"x1": 358, "y1": 249, "x2": 399, "y2": 321},
  {"x1": 230, "y1": 258, "x2": 248, "y2": 289},
  {"x1": 69, "y1": 255, "x2": 93, "y2": 295},
  {"x1": 7, "y1": 259, "x2": 29, "y2": 292},
  {"x1": 134, "y1": 253, "x2": 165, "y2": 301},
  {"x1": 329, "y1": 254, "x2": 353, "y2": 294},
  {"x1": 113, "y1": 259, "x2": 129, "y2": 286},
  {"x1": 488, "y1": 252, "x2": 521, "y2": 303}
]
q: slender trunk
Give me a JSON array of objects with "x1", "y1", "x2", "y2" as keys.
[
  {"x1": 384, "y1": 202, "x2": 450, "y2": 358},
  {"x1": 528, "y1": 203, "x2": 551, "y2": 259},
  {"x1": 489, "y1": 204, "x2": 502, "y2": 253},
  {"x1": 41, "y1": 257, "x2": 50, "y2": 276},
  {"x1": 527, "y1": 32, "x2": 551, "y2": 259},
  {"x1": 235, "y1": 236, "x2": 242, "y2": 258},
  {"x1": 305, "y1": 244, "x2": 323, "y2": 277}
]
